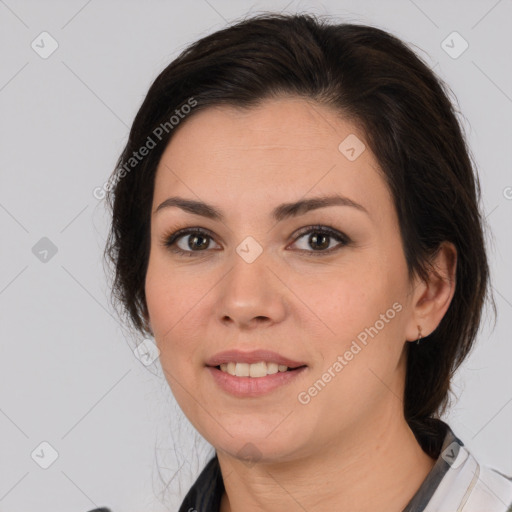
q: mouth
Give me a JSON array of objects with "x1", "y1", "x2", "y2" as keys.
[
  {"x1": 205, "y1": 349, "x2": 308, "y2": 397},
  {"x1": 206, "y1": 364, "x2": 308, "y2": 397}
]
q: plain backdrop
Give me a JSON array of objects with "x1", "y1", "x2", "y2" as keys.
[{"x1": 0, "y1": 0, "x2": 511, "y2": 511}]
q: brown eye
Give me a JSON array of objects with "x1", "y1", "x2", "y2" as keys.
[
  {"x1": 307, "y1": 232, "x2": 330, "y2": 250},
  {"x1": 290, "y1": 226, "x2": 350, "y2": 255},
  {"x1": 163, "y1": 228, "x2": 221, "y2": 256},
  {"x1": 181, "y1": 232, "x2": 210, "y2": 251}
]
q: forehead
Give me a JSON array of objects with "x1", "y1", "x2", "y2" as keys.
[{"x1": 152, "y1": 96, "x2": 390, "y2": 220}]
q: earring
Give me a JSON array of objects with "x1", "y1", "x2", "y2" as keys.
[{"x1": 416, "y1": 325, "x2": 423, "y2": 345}]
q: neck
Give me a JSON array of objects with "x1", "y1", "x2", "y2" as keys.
[{"x1": 217, "y1": 411, "x2": 435, "y2": 512}]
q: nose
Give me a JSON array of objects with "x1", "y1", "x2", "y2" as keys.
[{"x1": 214, "y1": 252, "x2": 288, "y2": 330}]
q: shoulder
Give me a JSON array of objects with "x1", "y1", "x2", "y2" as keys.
[
  {"x1": 467, "y1": 463, "x2": 512, "y2": 511},
  {"x1": 426, "y1": 439, "x2": 512, "y2": 512}
]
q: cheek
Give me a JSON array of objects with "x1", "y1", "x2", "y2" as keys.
[
  {"x1": 299, "y1": 278, "x2": 408, "y2": 427},
  {"x1": 144, "y1": 252, "x2": 219, "y2": 382},
  {"x1": 145, "y1": 262, "x2": 202, "y2": 409},
  {"x1": 314, "y1": 253, "x2": 407, "y2": 367},
  {"x1": 313, "y1": 260, "x2": 384, "y2": 328},
  {"x1": 145, "y1": 263, "x2": 173, "y2": 336},
  {"x1": 145, "y1": 255, "x2": 196, "y2": 352}
]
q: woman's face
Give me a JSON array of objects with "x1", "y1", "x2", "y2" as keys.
[{"x1": 145, "y1": 96, "x2": 422, "y2": 462}]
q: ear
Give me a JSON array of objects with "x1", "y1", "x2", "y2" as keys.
[{"x1": 405, "y1": 241, "x2": 457, "y2": 342}]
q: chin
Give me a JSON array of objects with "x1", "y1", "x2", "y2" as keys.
[{"x1": 210, "y1": 426, "x2": 310, "y2": 465}]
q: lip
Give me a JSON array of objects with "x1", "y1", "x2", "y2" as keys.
[
  {"x1": 205, "y1": 349, "x2": 307, "y2": 369},
  {"x1": 206, "y1": 365, "x2": 308, "y2": 397}
]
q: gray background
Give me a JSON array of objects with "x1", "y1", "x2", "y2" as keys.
[{"x1": 0, "y1": 0, "x2": 511, "y2": 511}]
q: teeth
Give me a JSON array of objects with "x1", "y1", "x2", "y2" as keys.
[
  {"x1": 219, "y1": 361, "x2": 291, "y2": 377},
  {"x1": 249, "y1": 361, "x2": 266, "y2": 377},
  {"x1": 235, "y1": 362, "x2": 249, "y2": 377},
  {"x1": 267, "y1": 362, "x2": 278, "y2": 374}
]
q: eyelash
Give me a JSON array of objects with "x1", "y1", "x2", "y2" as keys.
[{"x1": 161, "y1": 225, "x2": 351, "y2": 258}]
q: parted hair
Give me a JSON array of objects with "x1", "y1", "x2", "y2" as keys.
[{"x1": 104, "y1": 12, "x2": 495, "y2": 448}]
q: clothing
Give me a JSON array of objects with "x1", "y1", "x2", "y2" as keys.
[
  {"x1": 178, "y1": 420, "x2": 512, "y2": 512},
  {"x1": 86, "y1": 420, "x2": 512, "y2": 512}
]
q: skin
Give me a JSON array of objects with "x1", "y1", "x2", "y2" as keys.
[{"x1": 144, "y1": 96, "x2": 457, "y2": 512}]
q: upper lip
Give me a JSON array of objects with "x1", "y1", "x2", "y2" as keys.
[{"x1": 205, "y1": 349, "x2": 307, "y2": 369}]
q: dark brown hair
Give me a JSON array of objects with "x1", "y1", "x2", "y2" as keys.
[{"x1": 104, "y1": 12, "x2": 495, "y2": 445}]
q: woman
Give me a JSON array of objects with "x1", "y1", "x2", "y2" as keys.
[{"x1": 95, "y1": 12, "x2": 512, "y2": 512}]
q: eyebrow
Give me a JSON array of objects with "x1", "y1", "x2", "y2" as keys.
[{"x1": 154, "y1": 194, "x2": 369, "y2": 222}]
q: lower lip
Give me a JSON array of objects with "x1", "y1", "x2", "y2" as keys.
[{"x1": 206, "y1": 366, "x2": 307, "y2": 397}]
